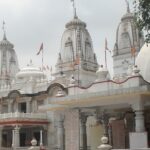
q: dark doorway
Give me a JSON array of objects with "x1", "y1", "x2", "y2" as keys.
[
  {"x1": 33, "y1": 132, "x2": 40, "y2": 146},
  {"x1": 20, "y1": 133, "x2": 26, "y2": 147},
  {"x1": 20, "y1": 102, "x2": 26, "y2": 113},
  {"x1": 2, "y1": 134, "x2": 7, "y2": 147}
]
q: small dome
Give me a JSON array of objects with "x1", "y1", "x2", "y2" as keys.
[
  {"x1": 136, "y1": 43, "x2": 150, "y2": 83},
  {"x1": 97, "y1": 65, "x2": 108, "y2": 73},
  {"x1": 16, "y1": 61, "x2": 46, "y2": 80},
  {"x1": 96, "y1": 65, "x2": 109, "y2": 81},
  {"x1": 65, "y1": 16, "x2": 86, "y2": 29}
]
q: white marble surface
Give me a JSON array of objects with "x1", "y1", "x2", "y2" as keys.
[{"x1": 136, "y1": 43, "x2": 150, "y2": 83}]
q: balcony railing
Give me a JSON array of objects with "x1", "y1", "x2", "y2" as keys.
[
  {"x1": 0, "y1": 112, "x2": 47, "y2": 120},
  {"x1": 0, "y1": 147, "x2": 48, "y2": 150}
]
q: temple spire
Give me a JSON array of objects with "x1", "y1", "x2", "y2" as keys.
[
  {"x1": 125, "y1": 0, "x2": 130, "y2": 13},
  {"x1": 2, "y1": 21, "x2": 7, "y2": 40},
  {"x1": 71, "y1": 0, "x2": 77, "y2": 18}
]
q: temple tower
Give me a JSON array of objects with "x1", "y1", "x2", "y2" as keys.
[
  {"x1": 0, "y1": 25, "x2": 19, "y2": 86},
  {"x1": 54, "y1": 2, "x2": 99, "y2": 86},
  {"x1": 113, "y1": 1, "x2": 144, "y2": 77}
]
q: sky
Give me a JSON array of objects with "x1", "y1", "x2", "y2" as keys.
[{"x1": 0, "y1": 0, "x2": 133, "y2": 75}]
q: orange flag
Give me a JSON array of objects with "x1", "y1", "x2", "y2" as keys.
[
  {"x1": 74, "y1": 55, "x2": 80, "y2": 65},
  {"x1": 37, "y1": 43, "x2": 43, "y2": 55},
  {"x1": 131, "y1": 47, "x2": 136, "y2": 57}
]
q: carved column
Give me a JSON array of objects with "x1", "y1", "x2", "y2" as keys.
[
  {"x1": 55, "y1": 114, "x2": 65, "y2": 150},
  {"x1": 40, "y1": 130, "x2": 43, "y2": 146},
  {"x1": 12, "y1": 129, "x2": 15, "y2": 148},
  {"x1": 32, "y1": 100, "x2": 38, "y2": 112},
  {"x1": 96, "y1": 111, "x2": 109, "y2": 136},
  {"x1": 132, "y1": 100, "x2": 145, "y2": 132},
  {"x1": 26, "y1": 100, "x2": 31, "y2": 113},
  {"x1": 8, "y1": 99, "x2": 13, "y2": 113},
  {"x1": 134, "y1": 110, "x2": 145, "y2": 132},
  {"x1": 14, "y1": 101, "x2": 19, "y2": 112},
  {"x1": 0, "y1": 127, "x2": 3, "y2": 148},
  {"x1": 129, "y1": 100, "x2": 148, "y2": 148},
  {"x1": 80, "y1": 114, "x2": 88, "y2": 150},
  {"x1": 14, "y1": 125, "x2": 20, "y2": 148},
  {"x1": 0, "y1": 103, "x2": 2, "y2": 114}
]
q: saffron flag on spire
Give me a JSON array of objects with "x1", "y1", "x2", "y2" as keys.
[
  {"x1": 37, "y1": 43, "x2": 43, "y2": 55},
  {"x1": 74, "y1": 55, "x2": 80, "y2": 65},
  {"x1": 131, "y1": 47, "x2": 136, "y2": 57}
]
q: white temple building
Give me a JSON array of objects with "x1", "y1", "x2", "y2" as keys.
[{"x1": 0, "y1": 2, "x2": 150, "y2": 150}]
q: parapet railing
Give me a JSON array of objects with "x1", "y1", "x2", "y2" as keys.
[{"x1": 0, "y1": 112, "x2": 47, "y2": 120}]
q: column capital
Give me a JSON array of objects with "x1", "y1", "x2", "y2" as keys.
[
  {"x1": 79, "y1": 112, "x2": 88, "y2": 120},
  {"x1": 14, "y1": 125, "x2": 20, "y2": 131},
  {"x1": 55, "y1": 113, "x2": 65, "y2": 122},
  {"x1": 26, "y1": 97, "x2": 32, "y2": 102},
  {"x1": 131, "y1": 100, "x2": 144, "y2": 111}
]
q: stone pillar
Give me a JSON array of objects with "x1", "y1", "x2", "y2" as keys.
[
  {"x1": 8, "y1": 103, "x2": 11, "y2": 113},
  {"x1": 0, "y1": 127, "x2": 3, "y2": 148},
  {"x1": 55, "y1": 114, "x2": 65, "y2": 150},
  {"x1": 132, "y1": 100, "x2": 145, "y2": 132},
  {"x1": 8, "y1": 102, "x2": 12, "y2": 113},
  {"x1": 80, "y1": 114, "x2": 88, "y2": 150},
  {"x1": 108, "y1": 124, "x2": 112, "y2": 145},
  {"x1": 14, "y1": 125, "x2": 20, "y2": 148},
  {"x1": 0, "y1": 104, "x2": 2, "y2": 113},
  {"x1": 14, "y1": 102, "x2": 19, "y2": 112},
  {"x1": 129, "y1": 100, "x2": 148, "y2": 148},
  {"x1": 40, "y1": 130, "x2": 43, "y2": 146},
  {"x1": 33, "y1": 100, "x2": 38, "y2": 112},
  {"x1": 134, "y1": 110, "x2": 145, "y2": 132},
  {"x1": 26, "y1": 100, "x2": 31, "y2": 113},
  {"x1": 12, "y1": 129, "x2": 15, "y2": 148},
  {"x1": 7, "y1": 99, "x2": 13, "y2": 113}
]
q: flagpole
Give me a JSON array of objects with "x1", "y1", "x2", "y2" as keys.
[
  {"x1": 104, "y1": 38, "x2": 108, "y2": 69},
  {"x1": 78, "y1": 62, "x2": 79, "y2": 86},
  {"x1": 50, "y1": 66, "x2": 52, "y2": 80},
  {"x1": 42, "y1": 46, "x2": 44, "y2": 72},
  {"x1": 134, "y1": 54, "x2": 135, "y2": 66},
  {"x1": 105, "y1": 49, "x2": 107, "y2": 69}
]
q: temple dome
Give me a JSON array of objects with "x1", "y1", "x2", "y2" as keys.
[
  {"x1": 16, "y1": 61, "x2": 46, "y2": 80},
  {"x1": 136, "y1": 43, "x2": 150, "y2": 83},
  {"x1": 96, "y1": 65, "x2": 110, "y2": 81}
]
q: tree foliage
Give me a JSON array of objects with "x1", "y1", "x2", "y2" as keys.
[{"x1": 134, "y1": 0, "x2": 150, "y2": 43}]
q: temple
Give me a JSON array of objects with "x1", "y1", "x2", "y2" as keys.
[{"x1": 0, "y1": 1, "x2": 149, "y2": 150}]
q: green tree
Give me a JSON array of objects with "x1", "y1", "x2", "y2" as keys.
[{"x1": 134, "y1": 0, "x2": 150, "y2": 43}]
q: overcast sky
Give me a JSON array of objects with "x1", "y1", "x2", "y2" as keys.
[{"x1": 0, "y1": 0, "x2": 133, "y2": 75}]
